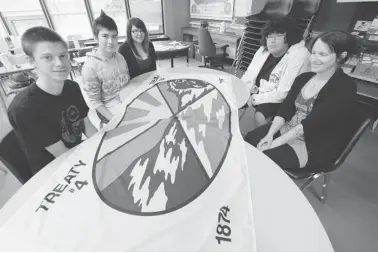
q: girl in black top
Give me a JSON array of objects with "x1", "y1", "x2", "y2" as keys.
[
  {"x1": 244, "y1": 30, "x2": 361, "y2": 169},
  {"x1": 118, "y1": 17, "x2": 156, "y2": 80}
]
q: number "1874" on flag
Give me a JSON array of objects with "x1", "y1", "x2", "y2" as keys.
[{"x1": 215, "y1": 206, "x2": 231, "y2": 244}]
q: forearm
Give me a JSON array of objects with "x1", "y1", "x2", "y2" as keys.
[
  {"x1": 45, "y1": 140, "x2": 70, "y2": 158},
  {"x1": 241, "y1": 64, "x2": 257, "y2": 91},
  {"x1": 84, "y1": 117, "x2": 97, "y2": 138},
  {"x1": 271, "y1": 124, "x2": 304, "y2": 148},
  {"x1": 245, "y1": 86, "x2": 258, "y2": 107},
  {"x1": 82, "y1": 68, "x2": 104, "y2": 110},
  {"x1": 252, "y1": 88, "x2": 287, "y2": 105},
  {"x1": 267, "y1": 116, "x2": 286, "y2": 136},
  {"x1": 96, "y1": 106, "x2": 113, "y2": 121}
]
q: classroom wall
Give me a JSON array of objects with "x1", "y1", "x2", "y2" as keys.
[
  {"x1": 313, "y1": 0, "x2": 358, "y2": 32},
  {"x1": 163, "y1": 0, "x2": 190, "y2": 40},
  {"x1": 161, "y1": 0, "x2": 361, "y2": 39},
  {"x1": 163, "y1": 0, "x2": 249, "y2": 40}
]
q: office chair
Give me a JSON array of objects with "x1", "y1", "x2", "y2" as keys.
[
  {"x1": 0, "y1": 130, "x2": 33, "y2": 184},
  {"x1": 198, "y1": 27, "x2": 229, "y2": 70},
  {"x1": 283, "y1": 100, "x2": 376, "y2": 204}
]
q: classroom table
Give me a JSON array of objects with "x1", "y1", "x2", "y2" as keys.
[
  {"x1": 68, "y1": 46, "x2": 94, "y2": 53},
  {"x1": 0, "y1": 134, "x2": 333, "y2": 252},
  {"x1": 153, "y1": 41, "x2": 191, "y2": 68},
  {"x1": 244, "y1": 142, "x2": 333, "y2": 251},
  {"x1": 0, "y1": 67, "x2": 333, "y2": 251},
  {"x1": 0, "y1": 65, "x2": 34, "y2": 78}
]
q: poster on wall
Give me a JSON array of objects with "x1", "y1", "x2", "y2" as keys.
[{"x1": 190, "y1": 0, "x2": 235, "y2": 20}]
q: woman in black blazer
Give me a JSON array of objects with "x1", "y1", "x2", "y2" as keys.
[
  {"x1": 244, "y1": 30, "x2": 361, "y2": 169},
  {"x1": 118, "y1": 17, "x2": 156, "y2": 80}
]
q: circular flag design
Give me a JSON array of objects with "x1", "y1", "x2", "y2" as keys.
[{"x1": 92, "y1": 78, "x2": 232, "y2": 215}]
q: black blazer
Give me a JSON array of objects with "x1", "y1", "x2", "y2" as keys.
[
  {"x1": 118, "y1": 41, "x2": 157, "y2": 80},
  {"x1": 276, "y1": 68, "x2": 357, "y2": 168}
]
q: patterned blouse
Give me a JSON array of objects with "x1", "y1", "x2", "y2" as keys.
[{"x1": 281, "y1": 89, "x2": 319, "y2": 138}]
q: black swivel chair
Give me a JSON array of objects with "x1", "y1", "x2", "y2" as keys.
[
  {"x1": 198, "y1": 27, "x2": 229, "y2": 70},
  {"x1": 283, "y1": 100, "x2": 376, "y2": 203},
  {"x1": 0, "y1": 130, "x2": 33, "y2": 184}
]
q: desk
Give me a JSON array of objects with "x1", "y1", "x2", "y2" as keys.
[
  {"x1": 182, "y1": 27, "x2": 241, "y2": 60},
  {"x1": 0, "y1": 66, "x2": 34, "y2": 78},
  {"x1": 153, "y1": 41, "x2": 191, "y2": 68},
  {"x1": 346, "y1": 72, "x2": 378, "y2": 130},
  {"x1": 83, "y1": 35, "x2": 170, "y2": 47},
  {"x1": 150, "y1": 35, "x2": 171, "y2": 42},
  {"x1": 73, "y1": 56, "x2": 87, "y2": 65},
  {"x1": 0, "y1": 69, "x2": 36, "y2": 111},
  {"x1": 68, "y1": 46, "x2": 94, "y2": 53},
  {"x1": 347, "y1": 72, "x2": 378, "y2": 100},
  {"x1": 84, "y1": 38, "x2": 125, "y2": 47}
]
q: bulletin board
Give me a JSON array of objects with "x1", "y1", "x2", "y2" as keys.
[{"x1": 190, "y1": 0, "x2": 235, "y2": 20}]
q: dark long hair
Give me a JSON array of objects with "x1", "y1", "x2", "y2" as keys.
[{"x1": 126, "y1": 17, "x2": 150, "y2": 58}]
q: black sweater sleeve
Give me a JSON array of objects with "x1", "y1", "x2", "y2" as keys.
[
  {"x1": 118, "y1": 42, "x2": 130, "y2": 61},
  {"x1": 301, "y1": 71, "x2": 357, "y2": 137},
  {"x1": 149, "y1": 42, "x2": 157, "y2": 71},
  {"x1": 118, "y1": 42, "x2": 137, "y2": 79}
]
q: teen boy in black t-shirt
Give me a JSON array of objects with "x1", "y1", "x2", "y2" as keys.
[{"x1": 8, "y1": 27, "x2": 97, "y2": 175}]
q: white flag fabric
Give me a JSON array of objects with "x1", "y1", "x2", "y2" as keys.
[{"x1": 0, "y1": 72, "x2": 256, "y2": 251}]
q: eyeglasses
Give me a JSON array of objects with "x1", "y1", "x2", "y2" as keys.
[
  {"x1": 131, "y1": 29, "x2": 144, "y2": 35},
  {"x1": 266, "y1": 34, "x2": 286, "y2": 41}
]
